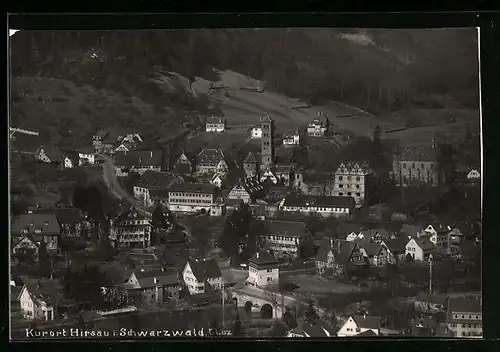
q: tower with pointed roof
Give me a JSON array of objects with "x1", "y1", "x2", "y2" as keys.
[
  {"x1": 243, "y1": 152, "x2": 258, "y2": 178},
  {"x1": 260, "y1": 114, "x2": 275, "y2": 170}
]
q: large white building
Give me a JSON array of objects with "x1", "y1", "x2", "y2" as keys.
[
  {"x1": 307, "y1": 112, "x2": 330, "y2": 137},
  {"x1": 446, "y1": 296, "x2": 482, "y2": 338},
  {"x1": 250, "y1": 126, "x2": 262, "y2": 139},
  {"x1": 205, "y1": 116, "x2": 226, "y2": 133},
  {"x1": 133, "y1": 171, "x2": 184, "y2": 207},
  {"x1": 182, "y1": 259, "x2": 222, "y2": 295},
  {"x1": 246, "y1": 251, "x2": 279, "y2": 288},
  {"x1": 280, "y1": 194, "x2": 355, "y2": 218},
  {"x1": 167, "y1": 183, "x2": 216, "y2": 213},
  {"x1": 333, "y1": 161, "x2": 372, "y2": 208},
  {"x1": 337, "y1": 315, "x2": 381, "y2": 337},
  {"x1": 110, "y1": 207, "x2": 152, "y2": 248}
]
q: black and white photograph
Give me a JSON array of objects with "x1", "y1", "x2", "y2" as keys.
[{"x1": 9, "y1": 27, "x2": 481, "y2": 340}]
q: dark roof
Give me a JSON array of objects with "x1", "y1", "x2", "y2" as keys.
[
  {"x1": 337, "y1": 241, "x2": 358, "y2": 264},
  {"x1": 186, "y1": 259, "x2": 221, "y2": 281},
  {"x1": 274, "y1": 163, "x2": 294, "y2": 174},
  {"x1": 149, "y1": 189, "x2": 170, "y2": 199},
  {"x1": 260, "y1": 114, "x2": 273, "y2": 122},
  {"x1": 414, "y1": 236, "x2": 436, "y2": 252},
  {"x1": 386, "y1": 237, "x2": 409, "y2": 253},
  {"x1": 229, "y1": 178, "x2": 264, "y2": 196},
  {"x1": 243, "y1": 152, "x2": 257, "y2": 164},
  {"x1": 54, "y1": 207, "x2": 86, "y2": 225},
  {"x1": 302, "y1": 172, "x2": 331, "y2": 183},
  {"x1": 76, "y1": 146, "x2": 95, "y2": 154},
  {"x1": 336, "y1": 161, "x2": 372, "y2": 175},
  {"x1": 133, "y1": 269, "x2": 179, "y2": 288},
  {"x1": 447, "y1": 297, "x2": 482, "y2": 324},
  {"x1": 11, "y1": 133, "x2": 42, "y2": 154},
  {"x1": 397, "y1": 146, "x2": 437, "y2": 162},
  {"x1": 249, "y1": 251, "x2": 278, "y2": 266},
  {"x1": 315, "y1": 240, "x2": 333, "y2": 262},
  {"x1": 282, "y1": 195, "x2": 355, "y2": 209},
  {"x1": 357, "y1": 329, "x2": 378, "y2": 337},
  {"x1": 400, "y1": 224, "x2": 423, "y2": 236},
  {"x1": 206, "y1": 116, "x2": 225, "y2": 125},
  {"x1": 135, "y1": 171, "x2": 183, "y2": 189},
  {"x1": 351, "y1": 315, "x2": 381, "y2": 330},
  {"x1": 289, "y1": 322, "x2": 334, "y2": 337},
  {"x1": 336, "y1": 222, "x2": 363, "y2": 236},
  {"x1": 40, "y1": 146, "x2": 63, "y2": 161},
  {"x1": 22, "y1": 278, "x2": 66, "y2": 305},
  {"x1": 12, "y1": 213, "x2": 61, "y2": 236},
  {"x1": 356, "y1": 240, "x2": 383, "y2": 257},
  {"x1": 168, "y1": 183, "x2": 216, "y2": 194},
  {"x1": 251, "y1": 220, "x2": 312, "y2": 239},
  {"x1": 197, "y1": 148, "x2": 225, "y2": 165},
  {"x1": 367, "y1": 228, "x2": 391, "y2": 240},
  {"x1": 115, "y1": 150, "x2": 162, "y2": 168},
  {"x1": 416, "y1": 292, "x2": 448, "y2": 305}
]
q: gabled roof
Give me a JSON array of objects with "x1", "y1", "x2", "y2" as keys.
[
  {"x1": 206, "y1": 116, "x2": 225, "y2": 125},
  {"x1": 282, "y1": 194, "x2": 355, "y2": 209},
  {"x1": 351, "y1": 315, "x2": 381, "y2": 330},
  {"x1": 413, "y1": 236, "x2": 436, "y2": 252},
  {"x1": 132, "y1": 269, "x2": 179, "y2": 289},
  {"x1": 168, "y1": 183, "x2": 216, "y2": 194},
  {"x1": 54, "y1": 207, "x2": 86, "y2": 225},
  {"x1": 251, "y1": 220, "x2": 311, "y2": 239},
  {"x1": 260, "y1": 114, "x2": 273, "y2": 122},
  {"x1": 113, "y1": 206, "x2": 149, "y2": 225},
  {"x1": 21, "y1": 278, "x2": 66, "y2": 305},
  {"x1": 357, "y1": 240, "x2": 383, "y2": 257},
  {"x1": 447, "y1": 297, "x2": 482, "y2": 323},
  {"x1": 357, "y1": 329, "x2": 378, "y2": 337},
  {"x1": 289, "y1": 322, "x2": 334, "y2": 337},
  {"x1": 12, "y1": 213, "x2": 61, "y2": 236},
  {"x1": 367, "y1": 228, "x2": 391, "y2": 240},
  {"x1": 397, "y1": 146, "x2": 437, "y2": 162},
  {"x1": 243, "y1": 152, "x2": 257, "y2": 164},
  {"x1": 249, "y1": 250, "x2": 278, "y2": 266},
  {"x1": 135, "y1": 171, "x2": 183, "y2": 190},
  {"x1": 386, "y1": 237, "x2": 409, "y2": 253},
  {"x1": 315, "y1": 240, "x2": 333, "y2": 262},
  {"x1": 13, "y1": 234, "x2": 40, "y2": 249},
  {"x1": 337, "y1": 241, "x2": 358, "y2": 264},
  {"x1": 197, "y1": 148, "x2": 225, "y2": 165},
  {"x1": 400, "y1": 224, "x2": 423, "y2": 236},
  {"x1": 336, "y1": 161, "x2": 372, "y2": 175},
  {"x1": 186, "y1": 259, "x2": 222, "y2": 281},
  {"x1": 230, "y1": 178, "x2": 264, "y2": 196}
]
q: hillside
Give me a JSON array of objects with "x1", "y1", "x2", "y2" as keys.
[{"x1": 9, "y1": 28, "x2": 479, "y2": 145}]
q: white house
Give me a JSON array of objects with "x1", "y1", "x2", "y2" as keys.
[
  {"x1": 280, "y1": 194, "x2": 355, "y2": 218},
  {"x1": 405, "y1": 237, "x2": 436, "y2": 261},
  {"x1": 260, "y1": 168, "x2": 279, "y2": 184},
  {"x1": 78, "y1": 148, "x2": 95, "y2": 166},
  {"x1": 205, "y1": 116, "x2": 226, "y2": 133},
  {"x1": 346, "y1": 232, "x2": 365, "y2": 242},
  {"x1": 251, "y1": 126, "x2": 262, "y2": 139},
  {"x1": 246, "y1": 251, "x2": 279, "y2": 288},
  {"x1": 337, "y1": 315, "x2": 381, "y2": 337},
  {"x1": 19, "y1": 279, "x2": 64, "y2": 321},
  {"x1": 210, "y1": 173, "x2": 224, "y2": 189},
  {"x1": 124, "y1": 269, "x2": 181, "y2": 306},
  {"x1": 466, "y1": 168, "x2": 481, "y2": 180},
  {"x1": 282, "y1": 131, "x2": 300, "y2": 147},
  {"x1": 182, "y1": 259, "x2": 222, "y2": 295}
]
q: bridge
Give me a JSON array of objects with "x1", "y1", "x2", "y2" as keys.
[{"x1": 228, "y1": 285, "x2": 299, "y2": 320}]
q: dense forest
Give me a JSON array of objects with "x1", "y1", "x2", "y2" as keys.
[{"x1": 11, "y1": 28, "x2": 479, "y2": 116}]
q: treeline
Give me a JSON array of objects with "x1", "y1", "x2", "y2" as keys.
[{"x1": 11, "y1": 28, "x2": 479, "y2": 115}]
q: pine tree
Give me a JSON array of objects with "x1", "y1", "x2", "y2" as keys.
[
  {"x1": 232, "y1": 320, "x2": 243, "y2": 336},
  {"x1": 38, "y1": 239, "x2": 50, "y2": 277},
  {"x1": 304, "y1": 298, "x2": 319, "y2": 325}
]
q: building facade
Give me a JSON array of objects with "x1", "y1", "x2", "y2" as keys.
[
  {"x1": 280, "y1": 195, "x2": 355, "y2": 218},
  {"x1": 196, "y1": 148, "x2": 227, "y2": 175},
  {"x1": 333, "y1": 161, "x2": 372, "y2": 208},
  {"x1": 252, "y1": 220, "x2": 312, "y2": 258},
  {"x1": 246, "y1": 251, "x2": 280, "y2": 288},
  {"x1": 110, "y1": 207, "x2": 152, "y2": 248},
  {"x1": 167, "y1": 183, "x2": 216, "y2": 213},
  {"x1": 133, "y1": 172, "x2": 184, "y2": 207},
  {"x1": 243, "y1": 152, "x2": 259, "y2": 178},
  {"x1": 205, "y1": 116, "x2": 226, "y2": 133},
  {"x1": 182, "y1": 259, "x2": 222, "y2": 295},
  {"x1": 307, "y1": 113, "x2": 330, "y2": 137},
  {"x1": 447, "y1": 297, "x2": 482, "y2": 338},
  {"x1": 392, "y1": 146, "x2": 439, "y2": 187}
]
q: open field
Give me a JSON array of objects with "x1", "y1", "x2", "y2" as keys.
[{"x1": 283, "y1": 274, "x2": 362, "y2": 294}]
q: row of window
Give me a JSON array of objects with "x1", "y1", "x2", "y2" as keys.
[
  {"x1": 450, "y1": 323, "x2": 482, "y2": 328},
  {"x1": 338, "y1": 176, "x2": 362, "y2": 181},
  {"x1": 338, "y1": 184, "x2": 361, "y2": 189},
  {"x1": 265, "y1": 236, "x2": 298, "y2": 242},
  {"x1": 170, "y1": 192, "x2": 212, "y2": 198},
  {"x1": 284, "y1": 206, "x2": 349, "y2": 212},
  {"x1": 119, "y1": 220, "x2": 149, "y2": 225},
  {"x1": 401, "y1": 162, "x2": 435, "y2": 169},
  {"x1": 453, "y1": 314, "x2": 481, "y2": 320},
  {"x1": 337, "y1": 192, "x2": 361, "y2": 197},
  {"x1": 206, "y1": 124, "x2": 224, "y2": 128},
  {"x1": 169, "y1": 199, "x2": 212, "y2": 204}
]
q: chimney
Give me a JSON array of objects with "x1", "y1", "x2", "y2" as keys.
[
  {"x1": 153, "y1": 277, "x2": 158, "y2": 284},
  {"x1": 363, "y1": 313, "x2": 366, "y2": 319},
  {"x1": 256, "y1": 252, "x2": 260, "y2": 259},
  {"x1": 150, "y1": 151, "x2": 153, "y2": 158}
]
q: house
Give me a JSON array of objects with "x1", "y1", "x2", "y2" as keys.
[
  {"x1": 414, "y1": 293, "x2": 448, "y2": 313},
  {"x1": 333, "y1": 241, "x2": 367, "y2": 275},
  {"x1": 77, "y1": 147, "x2": 95, "y2": 166},
  {"x1": 12, "y1": 235, "x2": 40, "y2": 264},
  {"x1": 392, "y1": 145, "x2": 439, "y2": 187},
  {"x1": 280, "y1": 194, "x2": 355, "y2": 218},
  {"x1": 227, "y1": 178, "x2": 264, "y2": 204},
  {"x1": 252, "y1": 220, "x2": 313, "y2": 258},
  {"x1": 124, "y1": 268, "x2": 181, "y2": 306},
  {"x1": 131, "y1": 150, "x2": 163, "y2": 174},
  {"x1": 18, "y1": 278, "x2": 67, "y2": 321},
  {"x1": 12, "y1": 213, "x2": 61, "y2": 252},
  {"x1": 385, "y1": 237, "x2": 410, "y2": 262},
  {"x1": 196, "y1": 148, "x2": 227, "y2": 175},
  {"x1": 260, "y1": 167, "x2": 279, "y2": 185},
  {"x1": 36, "y1": 146, "x2": 63, "y2": 165},
  {"x1": 337, "y1": 314, "x2": 381, "y2": 337},
  {"x1": 423, "y1": 223, "x2": 452, "y2": 246},
  {"x1": 63, "y1": 151, "x2": 79, "y2": 169},
  {"x1": 54, "y1": 207, "x2": 88, "y2": 237},
  {"x1": 307, "y1": 112, "x2": 330, "y2": 137},
  {"x1": 93, "y1": 128, "x2": 118, "y2": 154},
  {"x1": 274, "y1": 164, "x2": 295, "y2": 187},
  {"x1": 110, "y1": 206, "x2": 152, "y2": 248},
  {"x1": 243, "y1": 152, "x2": 259, "y2": 178},
  {"x1": 466, "y1": 168, "x2": 481, "y2": 181},
  {"x1": 250, "y1": 126, "x2": 262, "y2": 139},
  {"x1": 346, "y1": 232, "x2": 365, "y2": 242},
  {"x1": 182, "y1": 259, "x2": 222, "y2": 295},
  {"x1": 405, "y1": 237, "x2": 436, "y2": 261},
  {"x1": 282, "y1": 129, "x2": 300, "y2": 147},
  {"x1": 210, "y1": 202, "x2": 226, "y2": 217},
  {"x1": 446, "y1": 296, "x2": 482, "y2": 338},
  {"x1": 114, "y1": 133, "x2": 142, "y2": 154},
  {"x1": 356, "y1": 240, "x2": 392, "y2": 267},
  {"x1": 205, "y1": 116, "x2": 226, "y2": 133},
  {"x1": 209, "y1": 173, "x2": 223, "y2": 188},
  {"x1": 133, "y1": 171, "x2": 184, "y2": 207},
  {"x1": 246, "y1": 251, "x2": 279, "y2": 288},
  {"x1": 287, "y1": 322, "x2": 334, "y2": 337},
  {"x1": 333, "y1": 161, "x2": 373, "y2": 208},
  {"x1": 173, "y1": 152, "x2": 195, "y2": 174},
  {"x1": 168, "y1": 183, "x2": 216, "y2": 214},
  {"x1": 315, "y1": 239, "x2": 336, "y2": 275},
  {"x1": 366, "y1": 228, "x2": 392, "y2": 243}
]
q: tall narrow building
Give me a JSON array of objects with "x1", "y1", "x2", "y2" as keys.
[{"x1": 260, "y1": 114, "x2": 275, "y2": 170}]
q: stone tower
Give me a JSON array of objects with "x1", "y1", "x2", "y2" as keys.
[
  {"x1": 243, "y1": 152, "x2": 258, "y2": 178},
  {"x1": 260, "y1": 114, "x2": 275, "y2": 170}
]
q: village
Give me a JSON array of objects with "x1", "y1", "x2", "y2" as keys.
[{"x1": 9, "y1": 106, "x2": 482, "y2": 339}]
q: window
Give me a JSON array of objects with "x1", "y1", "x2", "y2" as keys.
[
  {"x1": 339, "y1": 184, "x2": 343, "y2": 188},
  {"x1": 338, "y1": 176, "x2": 343, "y2": 181},
  {"x1": 403, "y1": 164, "x2": 407, "y2": 169},
  {"x1": 356, "y1": 185, "x2": 360, "y2": 189},
  {"x1": 412, "y1": 163, "x2": 415, "y2": 169},
  {"x1": 267, "y1": 277, "x2": 273, "y2": 282},
  {"x1": 347, "y1": 192, "x2": 351, "y2": 196},
  {"x1": 339, "y1": 192, "x2": 343, "y2": 196},
  {"x1": 421, "y1": 163, "x2": 424, "y2": 169},
  {"x1": 356, "y1": 192, "x2": 361, "y2": 196},
  {"x1": 347, "y1": 176, "x2": 352, "y2": 181},
  {"x1": 267, "y1": 269, "x2": 272, "y2": 273}
]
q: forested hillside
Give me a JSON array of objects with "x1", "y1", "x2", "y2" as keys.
[{"x1": 10, "y1": 28, "x2": 479, "y2": 146}]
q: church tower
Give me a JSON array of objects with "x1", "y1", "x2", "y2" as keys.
[{"x1": 260, "y1": 114, "x2": 275, "y2": 170}]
